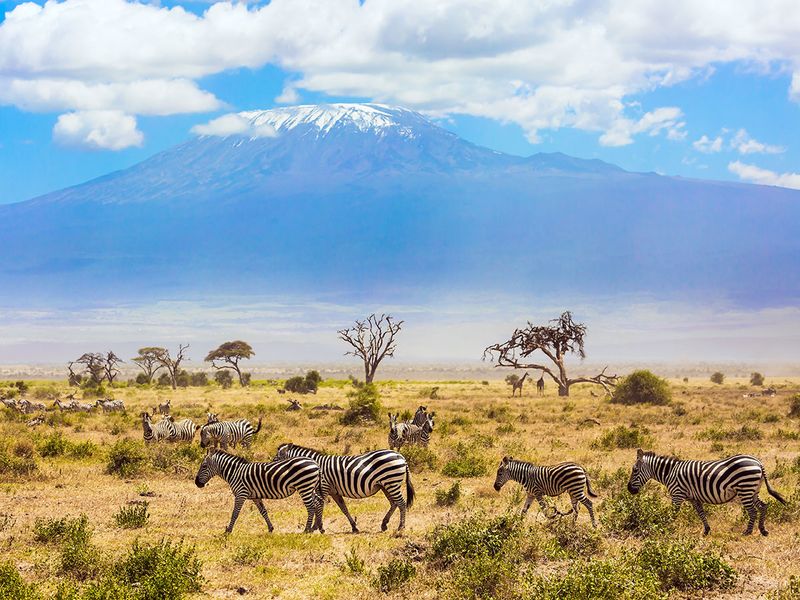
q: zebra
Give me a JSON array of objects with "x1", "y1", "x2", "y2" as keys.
[
  {"x1": 493, "y1": 455, "x2": 598, "y2": 527},
  {"x1": 153, "y1": 398, "x2": 171, "y2": 415},
  {"x1": 17, "y1": 399, "x2": 46, "y2": 414},
  {"x1": 96, "y1": 398, "x2": 125, "y2": 413},
  {"x1": 195, "y1": 449, "x2": 323, "y2": 534},
  {"x1": 387, "y1": 413, "x2": 412, "y2": 450},
  {"x1": 170, "y1": 416, "x2": 199, "y2": 442},
  {"x1": 199, "y1": 417, "x2": 263, "y2": 449},
  {"x1": 140, "y1": 412, "x2": 176, "y2": 443},
  {"x1": 411, "y1": 406, "x2": 428, "y2": 426},
  {"x1": 54, "y1": 398, "x2": 77, "y2": 411},
  {"x1": 275, "y1": 443, "x2": 415, "y2": 532},
  {"x1": 627, "y1": 449, "x2": 786, "y2": 536},
  {"x1": 395, "y1": 413, "x2": 435, "y2": 449},
  {"x1": 1, "y1": 397, "x2": 18, "y2": 410},
  {"x1": 206, "y1": 413, "x2": 219, "y2": 424}
]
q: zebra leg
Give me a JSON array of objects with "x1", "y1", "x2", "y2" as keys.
[
  {"x1": 253, "y1": 499, "x2": 275, "y2": 533},
  {"x1": 299, "y1": 489, "x2": 318, "y2": 533},
  {"x1": 581, "y1": 498, "x2": 597, "y2": 528},
  {"x1": 380, "y1": 485, "x2": 407, "y2": 532},
  {"x1": 521, "y1": 492, "x2": 537, "y2": 515},
  {"x1": 742, "y1": 496, "x2": 758, "y2": 535},
  {"x1": 689, "y1": 499, "x2": 711, "y2": 536},
  {"x1": 756, "y1": 498, "x2": 769, "y2": 536},
  {"x1": 570, "y1": 497, "x2": 580, "y2": 524},
  {"x1": 226, "y1": 496, "x2": 246, "y2": 533},
  {"x1": 331, "y1": 493, "x2": 359, "y2": 533}
]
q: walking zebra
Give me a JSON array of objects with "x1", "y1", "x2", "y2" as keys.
[
  {"x1": 140, "y1": 412, "x2": 176, "y2": 443},
  {"x1": 392, "y1": 413, "x2": 435, "y2": 449},
  {"x1": 169, "y1": 416, "x2": 198, "y2": 442},
  {"x1": 195, "y1": 449, "x2": 323, "y2": 533},
  {"x1": 493, "y1": 456, "x2": 597, "y2": 527},
  {"x1": 275, "y1": 443, "x2": 415, "y2": 532},
  {"x1": 200, "y1": 417, "x2": 262, "y2": 449},
  {"x1": 627, "y1": 449, "x2": 786, "y2": 536}
]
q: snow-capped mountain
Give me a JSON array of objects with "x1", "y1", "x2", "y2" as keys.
[{"x1": 0, "y1": 103, "x2": 798, "y2": 306}]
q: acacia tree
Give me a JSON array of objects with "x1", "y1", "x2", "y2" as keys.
[
  {"x1": 154, "y1": 344, "x2": 190, "y2": 390},
  {"x1": 131, "y1": 347, "x2": 166, "y2": 383},
  {"x1": 103, "y1": 351, "x2": 123, "y2": 385},
  {"x1": 73, "y1": 352, "x2": 106, "y2": 386},
  {"x1": 483, "y1": 311, "x2": 617, "y2": 397},
  {"x1": 205, "y1": 341, "x2": 254, "y2": 386},
  {"x1": 338, "y1": 314, "x2": 403, "y2": 384}
]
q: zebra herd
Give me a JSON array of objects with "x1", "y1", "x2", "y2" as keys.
[
  {"x1": 139, "y1": 411, "x2": 260, "y2": 447},
  {"x1": 0, "y1": 396, "x2": 121, "y2": 415},
  {"x1": 388, "y1": 405, "x2": 435, "y2": 450}
]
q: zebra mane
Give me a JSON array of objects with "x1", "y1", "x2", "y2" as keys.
[
  {"x1": 209, "y1": 449, "x2": 249, "y2": 465},
  {"x1": 281, "y1": 443, "x2": 331, "y2": 456}
]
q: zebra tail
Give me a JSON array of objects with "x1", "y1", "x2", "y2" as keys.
[
  {"x1": 405, "y1": 464, "x2": 415, "y2": 509},
  {"x1": 253, "y1": 416, "x2": 263, "y2": 435},
  {"x1": 765, "y1": 473, "x2": 787, "y2": 504},
  {"x1": 585, "y1": 473, "x2": 598, "y2": 498}
]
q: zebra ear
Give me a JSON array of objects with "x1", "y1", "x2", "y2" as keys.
[{"x1": 636, "y1": 448, "x2": 643, "y2": 458}]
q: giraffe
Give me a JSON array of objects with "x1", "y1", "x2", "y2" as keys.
[
  {"x1": 512, "y1": 372, "x2": 529, "y2": 397},
  {"x1": 536, "y1": 373, "x2": 545, "y2": 396}
]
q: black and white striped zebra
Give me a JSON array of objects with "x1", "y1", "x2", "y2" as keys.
[
  {"x1": 194, "y1": 449, "x2": 323, "y2": 533},
  {"x1": 627, "y1": 449, "x2": 786, "y2": 536},
  {"x1": 169, "y1": 416, "x2": 198, "y2": 442},
  {"x1": 200, "y1": 417, "x2": 263, "y2": 449},
  {"x1": 411, "y1": 406, "x2": 428, "y2": 426},
  {"x1": 275, "y1": 443, "x2": 415, "y2": 532},
  {"x1": 494, "y1": 455, "x2": 598, "y2": 527},
  {"x1": 388, "y1": 413, "x2": 411, "y2": 450},
  {"x1": 140, "y1": 412, "x2": 176, "y2": 443}
]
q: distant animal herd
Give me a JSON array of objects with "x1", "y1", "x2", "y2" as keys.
[{"x1": 0, "y1": 393, "x2": 788, "y2": 537}]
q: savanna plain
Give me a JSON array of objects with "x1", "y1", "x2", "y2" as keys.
[{"x1": 2, "y1": 376, "x2": 800, "y2": 599}]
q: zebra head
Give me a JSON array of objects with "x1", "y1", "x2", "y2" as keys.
[
  {"x1": 199, "y1": 423, "x2": 219, "y2": 448},
  {"x1": 275, "y1": 443, "x2": 294, "y2": 460},
  {"x1": 194, "y1": 450, "x2": 220, "y2": 488},
  {"x1": 494, "y1": 456, "x2": 514, "y2": 491},
  {"x1": 206, "y1": 412, "x2": 219, "y2": 424},
  {"x1": 388, "y1": 412, "x2": 398, "y2": 433},
  {"x1": 627, "y1": 449, "x2": 653, "y2": 494},
  {"x1": 423, "y1": 413, "x2": 435, "y2": 433}
]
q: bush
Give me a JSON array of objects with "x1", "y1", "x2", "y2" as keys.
[
  {"x1": 285, "y1": 371, "x2": 322, "y2": 394},
  {"x1": 0, "y1": 443, "x2": 38, "y2": 478},
  {"x1": 528, "y1": 558, "x2": 665, "y2": 600},
  {"x1": 106, "y1": 439, "x2": 148, "y2": 478},
  {"x1": 214, "y1": 370, "x2": 233, "y2": 389},
  {"x1": 374, "y1": 559, "x2": 415, "y2": 593},
  {"x1": 135, "y1": 373, "x2": 150, "y2": 385},
  {"x1": 33, "y1": 515, "x2": 90, "y2": 545},
  {"x1": 114, "y1": 502, "x2": 149, "y2": 529},
  {"x1": 442, "y1": 442, "x2": 488, "y2": 477},
  {"x1": 634, "y1": 538, "x2": 736, "y2": 591},
  {"x1": 710, "y1": 372, "x2": 725, "y2": 385},
  {"x1": 611, "y1": 370, "x2": 671, "y2": 405},
  {"x1": 0, "y1": 562, "x2": 39, "y2": 599},
  {"x1": 544, "y1": 519, "x2": 603, "y2": 558},
  {"x1": 60, "y1": 535, "x2": 101, "y2": 580},
  {"x1": 750, "y1": 372, "x2": 765, "y2": 386},
  {"x1": 115, "y1": 539, "x2": 203, "y2": 600},
  {"x1": 38, "y1": 432, "x2": 96, "y2": 459},
  {"x1": 435, "y1": 481, "x2": 461, "y2": 507},
  {"x1": 600, "y1": 488, "x2": 675, "y2": 537},
  {"x1": 592, "y1": 425, "x2": 653, "y2": 450},
  {"x1": 401, "y1": 446, "x2": 438, "y2": 472},
  {"x1": 342, "y1": 547, "x2": 366, "y2": 576},
  {"x1": 189, "y1": 372, "x2": 208, "y2": 386},
  {"x1": 429, "y1": 514, "x2": 523, "y2": 567},
  {"x1": 440, "y1": 554, "x2": 515, "y2": 600},
  {"x1": 698, "y1": 425, "x2": 762, "y2": 442},
  {"x1": 341, "y1": 384, "x2": 382, "y2": 425},
  {"x1": 789, "y1": 394, "x2": 800, "y2": 418},
  {"x1": 770, "y1": 576, "x2": 800, "y2": 600},
  {"x1": 504, "y1": 374, "x2": 519, "y2": 387}
]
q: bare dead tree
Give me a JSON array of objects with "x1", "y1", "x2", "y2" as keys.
[
  {"x1": 132, "y1": 347, "x2": 167, "y2": 384},
  {"x1": 67, "y1": 361, "x2": 82, "y2": 386},
  {"x1": 155, "y1": 344, "x2": 190, "y2": 390},
  {"x1": 73, "y1": 352, "x2": 106, "y2": 385},
  {"x1": 483, "y1": 311, "x2": 618, "y2": 397},
  {"x1": 104, "y1": 351, "x2": 123, "y2": 385},
  {"x1": 338, "y1": 313, "x2": 403, "y2": 384}
]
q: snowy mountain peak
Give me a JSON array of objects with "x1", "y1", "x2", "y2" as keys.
[{"x1": 240, "y1": 103, "x2": 431, "y2": 138}]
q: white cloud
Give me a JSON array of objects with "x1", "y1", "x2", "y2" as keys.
[
  {"x1": 276, "y1": 85, "x2": 300, "y2": 105},
  {"x1": 53, "y1": 110, "x2": 143, "y2": 150},
  {"x1": 730, "y1": 128, "x2": 784, "y2": 155},
  {"x1": 728, "y1": 160, "x2": 800, "y2": 190},
  {"x1": 599, "y1": 107, "x2": 686, "y2": 147},
  {"x1": 191, "y1": 113, "x2": 277, "y2": 138},
  {"x1": 2, "y1": 0, "x2": 800, "y2": 147},
  {"x1": 693, "y1": 134, "x2": 724, "y2": 153}
]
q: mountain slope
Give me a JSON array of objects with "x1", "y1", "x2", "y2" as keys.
[{"x1": 1, "y1": 103, "x2": 798, "y2": 306}]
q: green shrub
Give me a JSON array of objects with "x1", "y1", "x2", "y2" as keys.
[
  {"x1": 60, "y1": 536, "x2": 102, "y2": 580},
  {"x1": 342, "y1": 547, "x2": 366, "y2": 576},
  {"x1": 38, "y1": 432, "x2": 95, "y2": 458},
  {"x1": 33, "y1": 515, "x2": 90, "y2": 545},
  {"x1": 374, "y1": 559, "x2": 415, "y2": 593},
  {"x1": 592, "y1": 425, "x2": 653, "y2": 450},
  {"x1": 116, "y1": 539, "x2": 203, "y2": 600},
  {"x1": 429, "y1": 514, "x2": 522, "y2": 567},
  {"x1": 0, "y1": 562, "x2": 39, "y2": 600},
  {"x1": 710, "y1": 372, "x2": 725, "y2": 385},
  {"x1": 401, "y1": 446, "x2": 438, "y2": 472},
  {"x1": 442, "y1": 442, "x2": 488, "y2": 478},
  {"x1": 106, "y1": 439, "x2": 147, "y2": 478},
  {"x1": 769, "y1": 576, "x2": 800, "y2": 600},
  {"x1": 435, "y1": 481, "x2": 461, "y2": 507},
  {"x1": 528, "y1": 558, "x2": 666, "y2": 600},
  {"x1": 439, "y1": 554, "x2": 514, "y2": 600},
  {"x1": 231, "y1": 543, "x2": 263, "y2": 567},
  {"x1": 544, "y1": 519, "x2": 603, "y2": 558},
  {"x1": 750, "y1": 372, "x2": 765, "y2": 386},
  {"x1": 341, "y1": 384, "x2": 382, "y2": 425},
  {"x1": 634, "y1": 538, "x2": 736, "y2": 591},
  {"x1": 600, "y1": 488, "x2": 675, "y2": 537},
  {"x1": 0, "y1": 443, "x2": 38, "y2": 477},
  {"x1": 114, "y1": 502, "x2": 149, "y2": 529},
  {"x1": 214, "y1": 370, "x2": 233, "y2": 389},
  {"x1": 789, "y1": 394, "x2": 800, "y2": 418},
  {"x1": 698, "y1": 424, "x2": 762, "y2": 441},
  {"x1": 611, "y1": 370, "x2": 671, "y2": 405}
]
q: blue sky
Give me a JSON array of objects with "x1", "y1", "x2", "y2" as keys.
[{"x1": 1, "y1": 0, "x2": 799, "y2": 204}]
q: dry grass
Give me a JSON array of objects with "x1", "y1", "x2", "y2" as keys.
[{"x1": 1, "y1": 376, "x2": 799, "y2": 598}]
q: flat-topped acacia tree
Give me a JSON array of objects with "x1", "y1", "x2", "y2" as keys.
[
  {"x1": 205, "y1": 341, "x2": 254, "y2": 387},
  {"x1": 483, "y1": 311, "x2": 617, "y2": 397},
  {"x1": 132, "y1": 347, "x2": 166, "y2": 384},
  {"x1": 338, "y1": 314, "x2": 403, "y2": 384}
]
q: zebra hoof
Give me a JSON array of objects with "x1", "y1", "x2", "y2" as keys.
[
  {"x1": 760, "y1": 529, "x2": 769, "y2": 536},
  {"x1": 381, "y1": 523, "x2": 389, "y2": 532},
  {"x1": 702, "y1": 528, "x2": 710, "y2": 536},
  {"x1": 743, "y1": 529, "x2": 754, "y2": 536}
]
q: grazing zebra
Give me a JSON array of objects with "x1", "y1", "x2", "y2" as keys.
[
  {"x1": 17, "y1": 399, "x2": 46, "y2": 414},
  {"x1": 199, "y1": 417, "x2": 263, "y2": 449},
  {"x1": 195, "y1": 449, "x2": 323, "y2": 533},
  {"x1": 494, "y1": 456, "x2": 598, "y2": 527},
  {"x1": 54, "y1": 398, "x2": 76, "y2": 411},
  {"x1": 411, "y1": 406, "x2": 428, "y2": 426},
  {"x1": 170, "y1": 416, "x2": 199, "y2": 442},
  {"x1": 140, "y1": 412, "x2": 176, "y2": 443},
  {"x1": 96, "y1": 399, "x2": 125, "y2": 413},
  {"x1": 153, "y1": 398, "x2": 171, "y2": 415},
  {"x1": 275, "y1": 443, "x2": 415, "y2": 532},
  {"x1": 1, "y1": 397, "x2": 18, "y2": 410},
  {"x1": 627, "y1": 449, "x2": 786, "y2": 536},
  {"x1": 395, "y1": 413, "x2": 435, "y2": 449}
]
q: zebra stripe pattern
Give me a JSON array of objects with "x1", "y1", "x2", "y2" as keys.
[
  {"x1": 389, "y1": 412, "x2": 435, "y2": 450},
  {"x1": 494, "y1": 456, "x2": 598, "y2": 527},
  {"x1": 195, "y1": 449, "x2": 323, "y2": 533},
  {"x1": 170, "y1": 417, "x2": 198, "y2": 442},
  {"x1": 411, "y1": 406, "x2": 428, "y2": 426},
  {"x1": 275, "y1": 443, "x2": 415, "y2": 532},
  {"x1": 388, "y1": 413, "x2": 411, "y2": 450},
  {"x1": 200, "y1": 417, "x2": 263, "y2": 449},
  {"x1": 627, "y1": 449, "x2": 786, "y2": 536},
  {"x1": 140, "y1": 412, "x2": 176, "y2": 443}
]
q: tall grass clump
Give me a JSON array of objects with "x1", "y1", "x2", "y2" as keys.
[
  {"x1": 106, "y1": 439, "x2": 148, "y2": 478},
  {"x1": 114, "y1": 502, "x2": 150, "y2": 529},
  {"x1": 634, "y1": 538, "x2": 736, "y2": 592},
  {"x1": 788, "y1": 394, "x2": 800, "y2": 418},
  {"x1": 0, "y1": 563, "x2": 39, "y2": 600},
  {"x1": 441, "y1": 442, "x2": 489, "y2": 477},
  {"x1": 0, "y1": 441, "x2": 38, "y2": 478},
  {"x1": 435, "y1": 481, "x2": 461, "y2": 507},
  {"x1": 114, "y1": 539, "x2": 203, "y2": 599},
  {"x1": 341, "y1": 384, "x2": 382, "y2": 425},
  {"x1": 600, "y1": 488, "x2": 675, "y2": 537},
  {"x1": 592, "y1": 425, "x2": 653, "y2": 450},
  {"x1": 374, "y1": 559, "x2": 415, "y2": 593},
  {"x1": 527, "y1": 558, "x2": 665, "y2": 600},
  {"x1": 611, "y1": 370, "x2": 671, "y2": 405}
]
